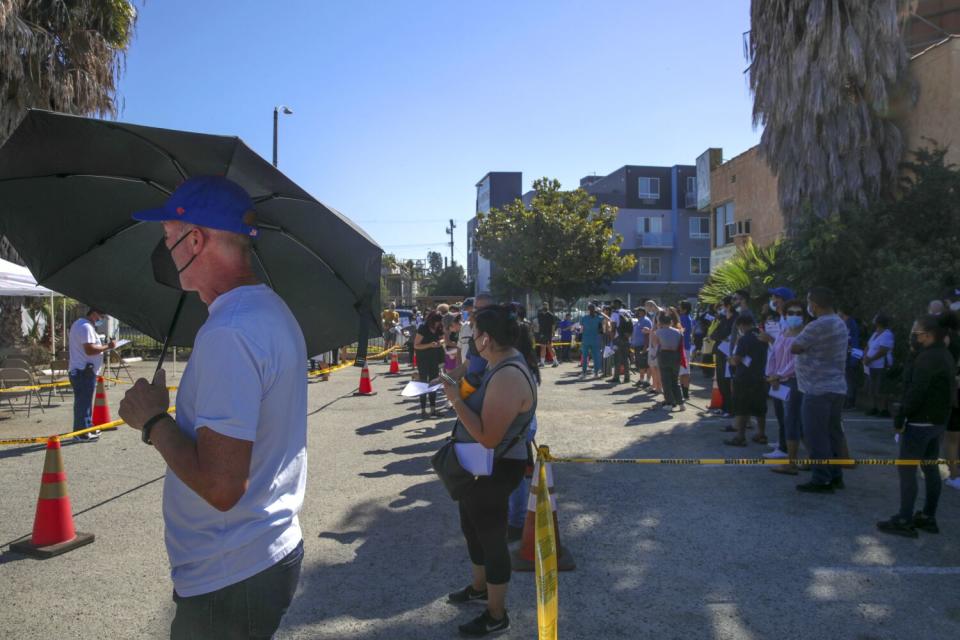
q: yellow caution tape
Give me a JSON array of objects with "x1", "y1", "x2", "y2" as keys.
[
  {"x1": 540, "y1": 452, "x2": 956, "y2": 466},
  {"x1": 534, "y1": 448, "x2": 559, "y2": 640},
  {"x1": 0, "y1": 407, "x2": 175, "y2": 446},
  {"x1": 0, "y1": 380, "x2": 73, "y2": 393}
]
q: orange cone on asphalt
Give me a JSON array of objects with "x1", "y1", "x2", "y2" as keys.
[
  {"x1": 10, "y1": 437, "x2": 95, "y2": 558},
  {"x1": 92, "y1": 376, "x2": 111, "y2": 426},
  {"x1": 511, "y1": 458, "x2": 575, "y2": 572},
  {"x1": 709, "y1": 378, "x2": 724, "y2": 410},
  {"x1": 354, "y1": 365, "x2": 376, "y2": 396},
  {"x1": 388, "y1": 352, "x2": 400, "y2": 375}
]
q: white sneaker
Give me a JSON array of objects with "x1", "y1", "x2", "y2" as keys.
[
  {"x1": 538, "y1": 361, "x2": 545, "y2": 368},
  {"x1": 763, "y1": 449, "x2": 788, "y2": 459},
  {"x1": 945, "y1": 477, "x2": 960, "y2": 490},
  {"x1": 767, "y1": 441, "x2": 780, "y2": 451}
]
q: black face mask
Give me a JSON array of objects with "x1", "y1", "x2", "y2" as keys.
[{"x1": 150, "y1": 229, "x2": 197, "y2": 290}]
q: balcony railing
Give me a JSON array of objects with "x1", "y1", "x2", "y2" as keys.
[{"x1": 637, "y1": 232, "x2": 673, "y2": 248}]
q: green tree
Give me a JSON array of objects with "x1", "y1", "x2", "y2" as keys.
[
  {"x1": 748, "y1": 0, "x2": 914, "y2": 220},
  {"x1": 474, "y1": 178, "x2": 636, "y2": 307},
  {"x1": 426, "y1": 250, "x2": 443, "y2": 276},
  {"x1": 0, "y1": 0, "x2": 138, "y2": 347},
  {"x1": 699, "y1": 240, "x2": 780, "y2": 305},
  {"x1": 429, "y1": 264, "x2": 470, "y2": 297},
  {"x1": 778, "y1": 145, "x2": 960, "y2": 361}
]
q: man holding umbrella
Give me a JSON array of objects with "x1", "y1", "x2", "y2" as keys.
[{"x1": 118, "y1": 177, "x2": 307, "y2": 639}]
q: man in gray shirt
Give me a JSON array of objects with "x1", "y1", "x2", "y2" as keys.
[{"x1": 792, "y1": 287, "x2": 850, "y2": 493}]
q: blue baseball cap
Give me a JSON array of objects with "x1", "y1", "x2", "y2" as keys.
[
  {"x1": 768, "y1": 286, "x2": 794, "y2": 300},
  {"x1": 133, "y1": 176, "x2": 259, "y2": 238}
]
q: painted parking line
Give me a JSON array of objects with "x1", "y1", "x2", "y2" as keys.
[{"x1": 813, "y1": 566, "x2": 960, "y2": 576}]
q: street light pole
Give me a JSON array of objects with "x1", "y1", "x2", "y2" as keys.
[{"x1": 272, "y1": 105, "x2": 293, "y2": 167}]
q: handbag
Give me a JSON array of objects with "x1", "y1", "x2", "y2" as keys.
[{"x1": 431, "y1": 429, "x2": 525, "y2": 501}]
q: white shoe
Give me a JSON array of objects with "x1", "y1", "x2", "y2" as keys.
[
  {"x1": 945, "y1": 477, "x2": 960, "y2": 490},
  {"x1": 767, "y1": 441, "x2": 780, "y2": 451},
  {"x1": 763, "y1": 449, "x2": 788, "y2": 459},
  {"x1": 538, "y1": 361, "x2": 545, "y2": 368}
]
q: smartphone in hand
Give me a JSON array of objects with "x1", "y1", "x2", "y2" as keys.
[{"x1": 439, "y1": 371, "x2": 457, "y2": 386}]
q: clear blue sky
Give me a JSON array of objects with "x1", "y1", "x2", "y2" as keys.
[{"x1": 120, "y1": 0, "x2": 760, "y2": 266}]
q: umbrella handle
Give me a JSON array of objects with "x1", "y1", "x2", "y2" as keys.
[{"x1": 156, "y1": 293, "x2": 187, "y2": 376}]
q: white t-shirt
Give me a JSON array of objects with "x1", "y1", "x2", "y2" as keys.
[
  {"x1": 68, "y1": 318, "x2": 102, "y2": 373},
  {"x1": 866, "y1": 329, "x2": 894, "y2": 369},
  {"x1": 164, "y1": 284, "x2": 307, "y2": 597}
]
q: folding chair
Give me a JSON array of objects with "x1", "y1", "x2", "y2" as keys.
[
  {"x1": 39, "y1": 359, "x2": 70, "y2": 406},
  {"x1": 0, "y1": 367, "x2": 46, "y2": 417},
  {"x1": 108, "y1": 350, "x2": 140, "y2": 384}
]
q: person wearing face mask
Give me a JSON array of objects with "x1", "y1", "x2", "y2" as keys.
[
  {"x1": 119, "y1": 176, "x2": 307, "y2": 638},
  {"x1": 766, "y1": 300, "x2": 809, "y2": 472},
  {"x1": 440, "y1": 304, "x2": 537, "y2": 636},
  {"x1": 876, "y1": 315, "x2": 957, "y2": 537},
  {"x1": 791, "y1": 287, "x2": 850, "y2": 493},
  {"x1": 415, "y1": 311, "x2": 446, "y2": 418},
  {"x1": 577, "y1": 303, "x2": 606, "y2": 379},
  {"x1": 68, "y1": 306, "x2": 116, "y2": 442},
  {"x1": 864, "y1": 314, "x2": 895, "y2": 417},
  {"x1": 709, "y1": 296, "x2": 737, "y2": 417}
]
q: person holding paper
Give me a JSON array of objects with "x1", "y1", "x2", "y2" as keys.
[
  {"x1": 414, "y1": 311, "x2": 445, "y2": 419},
  {"x1": 68, "y1": 306, "x2": 115, "y2": 442},
  {"x1": 766, "y1": 300, "x2": 809, "y2": 474},
  {"x1": 864, "y1": 314, "x2": 895, "y2": 417},
  {"x1": 440, "y1": 305, "x2": 537, "y2": 637},
  {"x1": 723, "y1": 315, "x2": 768, "y2": 447},
  {"x1": 710, "y1": 296, "x2": 737, "y2": 417}
]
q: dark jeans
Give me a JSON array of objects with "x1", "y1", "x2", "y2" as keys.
[
  {"x1": 171, "y1": 540, "x2": 304, "y2": 640},
  {"x1": 772, "y1": 397, "x2": 785, "y2": 451},
  {"x1": 783, "y1": 378, "x2": 804, "y2": 441},
  {"x1": 715, "y1": 353, "x2": 732, "y2": 414},
  {"x1": 417, "y1": 355, "x2": 441, "y2": 410},
  {"x1": 613, "y1": 339, "x2": 631, "y2": 381},
  {"x1": 802, "y1": 392, "x2": 846, "y2": 485},
  {"x1": 69, "y1": 365, "x2": 96, "y2": 431},
  {"x1": 897, "y1": 424, "x2": 945, "y2": 520}
]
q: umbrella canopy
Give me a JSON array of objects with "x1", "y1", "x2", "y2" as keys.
[
  {"x1": 0, "y1": 110, "x2": 382, "y2": 356},
  {"x1": 0, "y1": 257, "x2": 55, "y2": 297}
]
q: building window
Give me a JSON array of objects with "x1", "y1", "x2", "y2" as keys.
[
  {"x1": 637, "y1": 256, "x2": 661, "y2": 276},
  {"x1": 714, "y1": 202, "x2": 735, "y2": 247},
  {"x1": 637, "y1": 177, "x2": 660, "y2": 200},
  {"x1": 690, "y1": 257, "x2": 711, "y2": 275},
  {"x1": 685, "y1": 176, "x2": 697, "y2": 207},
  {"x1": 689, "y1": 216, "x2": 710, "y2": 239},
  {"x1": 637, "y1": 216, "x2": 663, "y2": 234}
]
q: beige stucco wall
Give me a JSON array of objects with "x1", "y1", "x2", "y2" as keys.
[{"x1": 903, "y1": 36, "x2": 960, "y2": 165}]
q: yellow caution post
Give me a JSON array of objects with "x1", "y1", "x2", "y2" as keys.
[{"x1": 534, "y1": 447, "x2": 559, "y2": 640}]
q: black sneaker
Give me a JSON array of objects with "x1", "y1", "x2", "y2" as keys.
[
  {"x1": 912, "y1": 512, "x2": 940, "y2": 534},
  {"x1": 796, "y1": 481, "x2": 835, "y2": 494},
  {"x1": 459, "y1": 610, "x2": 509, "y2": 636},
  {"x1": 831, "y1": 477, "x2": 845, "y2": 490},
  {"x1": 448, "y1": 585, "x2": 488, "y2": 605},
  {"x1": 506, "y1": 525, "x2": 523, "y2": 543},
  {"x1": 876, "y1": 515, "x2": 918, "y2": 538}
]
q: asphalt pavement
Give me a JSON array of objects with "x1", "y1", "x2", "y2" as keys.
[{"x1": 1, "y1": 358, "x2": 958, "y2": 639}]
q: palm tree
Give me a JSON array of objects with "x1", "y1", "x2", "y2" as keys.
[
  {"x1": 748, "y1": 0, "x2": 915, "y2": 221},
  {"x1": 699, "y1": 240, "x2": 780, "y2": 305},
  {"x1": 0, "y1": 0, "x2": 137, "y2": 347}
]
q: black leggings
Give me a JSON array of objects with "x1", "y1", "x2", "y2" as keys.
[
  {"x1": 417, "y1": 356, "x2": 440, "y2": 410},
  {"x1": 458, "y1": 459, "x2": 526, "y2": 585}
]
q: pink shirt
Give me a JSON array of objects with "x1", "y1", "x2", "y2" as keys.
[{"x1": 765, "y1": 333, "x2": 797, "y2": 380}]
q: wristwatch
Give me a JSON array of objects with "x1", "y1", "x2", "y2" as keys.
[{"x1": 141, "y1": 412, "x2": 170, "y2": 445}]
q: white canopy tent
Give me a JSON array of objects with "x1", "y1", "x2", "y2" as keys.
[{"x1": 0, "y1": 258, "x2": 60, "y2": 354}]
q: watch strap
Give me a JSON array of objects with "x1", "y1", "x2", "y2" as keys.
[{"x1": 142, "y1": 412, "x2": 170, "y2": 445}]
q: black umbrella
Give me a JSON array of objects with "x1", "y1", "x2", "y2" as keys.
[{"x1": 0, "y1": 110, "x2": 382, "y2": 367}]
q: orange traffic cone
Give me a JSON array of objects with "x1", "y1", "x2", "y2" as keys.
[
  {"x1": 354, "y1": 365, "x2": 376, "y2": 396},
  {"x1": 92, "y1": 376, "x2": 111, "y2": 426},
  {"x1": 709, "y1": 378, "x2": 724, "y2": 410},
  {"x1": 511, "y1": 458, "x2": 576, "y2": 572},
  {"x1": 388, "y1": 352, "x2": 400, "y2": 375},
  {"x1": 10, "y1": 437, "x2": 95, "y2": 558}
]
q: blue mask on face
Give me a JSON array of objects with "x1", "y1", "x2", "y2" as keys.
[
  {"x1": 94, "y1": 318, "x2": 105, "y2": 328},
  {"x1": 785, "y1": 316, "x2": 803, "y2": 329}
]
